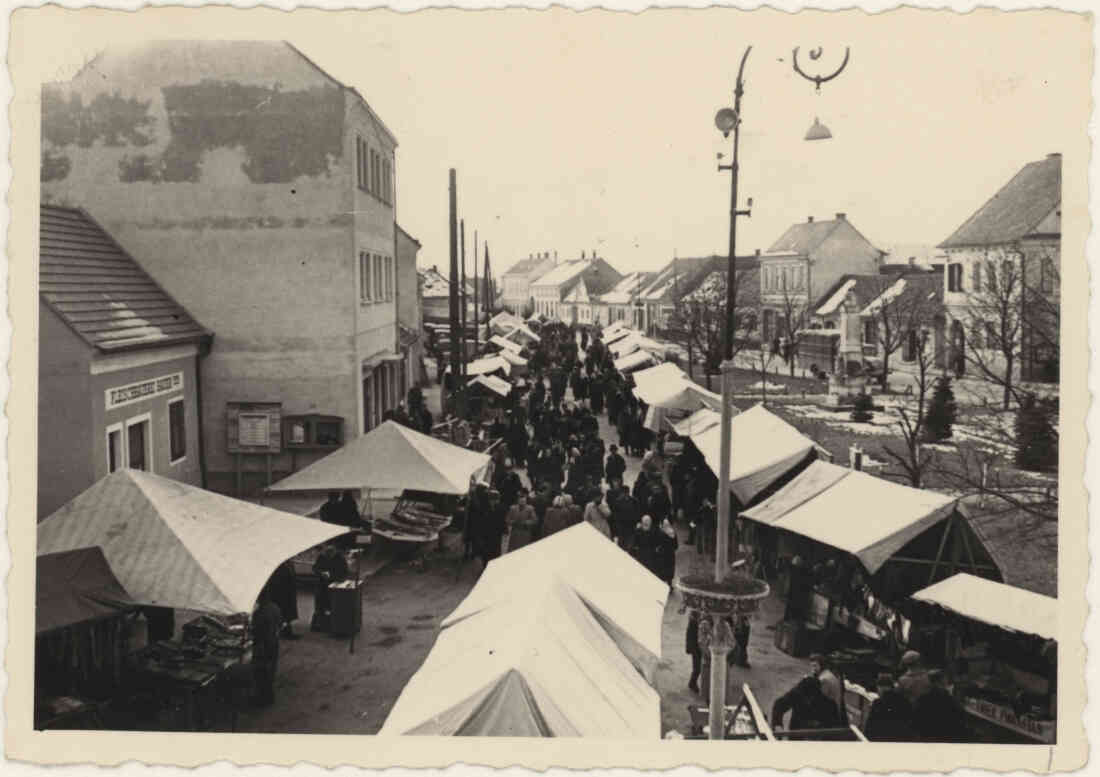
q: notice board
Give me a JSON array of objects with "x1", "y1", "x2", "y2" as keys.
[{"x1": 227, "y1": 402, "x2": 282, "y2": 454}]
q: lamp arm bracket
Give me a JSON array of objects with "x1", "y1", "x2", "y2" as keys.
[{"x1": 792, "y1": 46, "x2": 850, "y2": 91}]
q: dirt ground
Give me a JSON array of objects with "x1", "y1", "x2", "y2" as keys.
[{"x1": 234, "y1": 384, "x2": 815, "y2": 736}]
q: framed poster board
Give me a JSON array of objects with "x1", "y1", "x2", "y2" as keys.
[{"x1": 227, "y1": 402, "x2": 282, "y2": 454}]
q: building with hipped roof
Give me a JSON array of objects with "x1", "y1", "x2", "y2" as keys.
[
  {"x1": 501, "y1": 251, "x2": 558, "y2": 314},
  {"x1": 634, "y1": 255, "x2": 718, "y2": 335},
  {"x1": 937, "y1": 153, "x2": 1061, "y2": 384},
  {"x1": 41, "y1": 40, "x2": 411, "y2": 495},
  {"x1": 38, "y1": 205, "x2": 213, "y2": 518},
  {"x1": 590, "y1": 271, "x2": 654, "y2": 328},
  {"x1": 759, "y1": 213, "x2": 885, "y2": 348},
  {"x1": 529, "y1": 252, "x2": 622, "y2": 324}
]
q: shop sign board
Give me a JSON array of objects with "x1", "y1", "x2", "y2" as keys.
[
  {"x1": 962, "y1": 696, "x2": 1056, "y2": 744},
  {"x1": 105, "y1": 372, "x2": 183, "y2": 411}
]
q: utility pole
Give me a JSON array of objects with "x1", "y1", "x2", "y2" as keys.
[
  {"x1": 461, "y1": 219, "x2": 468, "y2": 382},
  {"x1": 473, "y1": 229, "x2": 479, "y2": 352},
  {"x1": 448, "y1": 170, "x2": 460, "y2": 393}
]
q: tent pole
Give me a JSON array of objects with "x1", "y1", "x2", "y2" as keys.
[
  {"x1": 958, "y1": 516, "x2": 980, "y2": 574},
  {"x1": 928, "y1": 515, "x2": 954, "y2": 585}
]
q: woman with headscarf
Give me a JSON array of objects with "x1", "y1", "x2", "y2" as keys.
[
  {"x1": 542, "y1": 495, "x2": 571, "y2": 538},
  {"x1": 583, "y1": 489, "x2": 612, "y2": 538},
  {"x1": 506, "y1": 493, "x2": 539, "y2": 552}
]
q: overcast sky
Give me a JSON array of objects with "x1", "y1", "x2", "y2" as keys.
[{"x1": 42, "y1": 7, "x2": 1089, "y2": 276}]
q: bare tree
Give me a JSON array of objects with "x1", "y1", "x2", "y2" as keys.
[
  {"x1": 776, "y1": 281, "x2": 808, "y2": 377},
  {"x1": 959, "y1": 243, "x2": 1060, "y2": 409},
  {"x1": 863, "y1": 273, "x2": 939, "y2": 389},
  {"x1": 881, "y1": 329, "x2": 937, "y2": 488},
  {"x1": 669, "y1": 267, "x2": 758, "y2": 390}
]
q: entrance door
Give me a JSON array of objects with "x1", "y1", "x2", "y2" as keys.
[{"x1": 127, "y1": 419, "x2": 149, "y2": 470}]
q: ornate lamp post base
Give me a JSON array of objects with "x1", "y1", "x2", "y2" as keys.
[{"x1": 676, "y1": 574, "x2": 769, "y2": 739}]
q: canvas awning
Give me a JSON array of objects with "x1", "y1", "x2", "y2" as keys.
[
  {"x1": 498, "y1": 349, "x2": 528, "y2": 368},
  {"x1": 36, "y1": 546, "x2": 137, "y2": 635},
  {"x1": 489, "y1": 311, "x2": 525, "y2": 335},
  {"x1": 37, "y1": 470, "x2": 347, "y2": 615},
  {"x1": 604, "y1": 327, "x2": 637, "y2": 346},
  {"x1": 442, "y1": 523, "x2": 668, "y2": 682},
  {"x1": 741, "y1": 460, "x2": 959, "y2": 574},
  {"x1": 602, "y1": 320, "x2": 630, "y2": 339},
  {"x1": 489, "y1": 335, "x2": 523, "y2": 353},
  {"x1": 470, "y1": 374, "x2": 512, "y2": 397},
  {"x1": 633, "y1": 372, "x2": 721, "y2": 412},
  {"x1": 503, "y1": 323, "x2": 541, "y2": 343},
  {"x1": 690, "y1": 404, "x2": 819, "y2": 505},
  {"x1": 911, "y1": 573, "x2": 1056, "y2": 641},
  {"x1": 614, "y1": 349, "x2": 656, "y2": 373},
  {"x1": 380, "y1": 578, "x2": 661, "y2": 738},
  {"x1": 267, "y1": 420, "x2": 491, "y2": 495},
  {"x1": 447, "y1": 355, "x2": 511, "y2": 377},
  {"x1": 670, "y1": 407, "x2": 722, "y2": 437}
]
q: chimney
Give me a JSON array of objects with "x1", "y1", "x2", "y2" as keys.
[
  {"x1": 582, "y1": 250, "x2": 586, "y2": 259},
  {"x1": 908, "y1": 256, "x2": 916, "y2": 267},
  {"x1": 807, "y1": 216, "x2": 814, "y2": 223},
  {"x1": 755, "y1": 248, "x2": 761, "y2": 257},
  {"x1": 836, "y1": 212, "x2": 846, "y2": 221},
  {"x1": 850, "y1": 444, "x2": 863, "y2": 472}
]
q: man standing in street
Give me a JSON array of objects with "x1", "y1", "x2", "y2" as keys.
[
  {"x1": 605, "y1": 445, "x2": 626, "y2": 487},
  {"x1": 250, "y1": 587, "x2": 282, "y2": 707},
  {"x1": 864, "y1": 672, "x2": 916, "y2": 741}
]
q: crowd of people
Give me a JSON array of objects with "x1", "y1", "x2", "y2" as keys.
[
  {"x1": 768, "y1": 649, "x2": 969, "y2": 742},
  {"x1": 451, "y1": 320, "x2": 717, "y2": 592}
]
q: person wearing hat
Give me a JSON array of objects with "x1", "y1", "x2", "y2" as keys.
[
  {"x1": 898, "y1": 650, "x2": 932, "y2": 705},
  {"x1": 813, "y1": 653, "x2": 848, "y2": 728},
  {"x1": 913, "y1": 668, "x2": 967, "y2": 742},
  {"x1": 864, "y1": 672, "x2": 917, "y2": 742},
  {"x1": 542, "y1": 495, "x2": 571, "y2": 538},
  {"x1": 583, "y1": 488, "x2": 613, "y2": 539},
  {"x1": 475, "y1": 489, "x2": 507, "y2": 572},
  {"x1": 605, "y1": 444, "x2": 626, "y2": 486},
  {"x1": 771, "y1": 655, "x2": 843, "y2": 733},
  {"x1": 497, "y1": 459, "x2": 523, "y2": 510}
]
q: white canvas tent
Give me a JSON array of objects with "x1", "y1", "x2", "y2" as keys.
[
  {"x1": 489, "y1": 311, "x2": 525, "y2": 335},
  {"x1": 469, "y1": 374, "x2": 513, "y2": 397},
  {"x1": 690, "y1": 404, "x2": 822, "y2": 505},
  {"x1": 266, "y1": 420, "x2": 491, "y2": 495},
  {"x1": 447, "y1": 355, "x2": 511, "y2": 377},
  {"x1": 379, "y1": 578, "x2": 661, "y2": 738},
  {"x1": 614, "y1": 349, "x2": 656, "y2": 373},
  {"x1": 602, "y1": 320, "x2": 630, "y2": 340},
  {"x1": 489, "y1": 334, "x2": 523, "y2": 353},
  {"x1": 37, "y1": 469, "x2": 346, "y2": 615},
  {"x1": 604, "y1": 327, "x2": 637, "y2": 346},
  {"x1": 911, "y1": 573, "x2": 1056, "y2": 641},
  {"x1": 503, "y1": 322, "x2": 541, "y2": 344},
  {"x1": 741, "y1": 460, "x2": 959, "y2": 574},
  {"x1": 609, "y1": 333, "x2": 664, "y2": 359},
  {"x1": 443, "y1": 523, "x2": 669, "y2": 682},
  {"x1": 498, "y1": 349, "x2": 528, "y2": 370},
  {"x1": 670, "y1": 407, "x2": 722, "y2": 437}
]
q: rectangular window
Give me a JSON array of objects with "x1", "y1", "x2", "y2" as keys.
[
  {"x1": 863, "y1": 320, "x2": 877, "y2": 344},
  {"x1": 972, "y1": 261, "x2": 981, "y2": 290},
  {"x1": 106, "y1": 424, "x2": 122, "y2": 473},
  {"x1": 359, "y1": 252, "x2": 371, "y2": 301},
  {"x1": 971, "y1": 322, "x2": 984, "y2": 350},
  {"x1": 948, "y1": 263, "x2": 963, "y2": 292},
  {"x1": 1041, "y1": 257, "x2": 1055, "y2": 293},
  {"x1": 986, "y1": 261, "x2": 997, "y2": 293},
  {"x1": 371, "y1": 150, "x2": 379, "y2": 196},
  {"x1": 986, "y1": 321, "x2": 998, "y2": 349},
  {"x1": 168, "y1": 398, "x2": 186, "y2": 463},
  {"x1": 362, "y1": 376, "x2": 373, "y2": 433}
]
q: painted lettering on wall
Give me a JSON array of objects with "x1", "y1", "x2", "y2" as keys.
[
  {"x1": 963, "y1": 696, "x2": 1056, "y2": 743},
  {"x1": 105, "y1": 372, "x2": 183, "y2": 411}
]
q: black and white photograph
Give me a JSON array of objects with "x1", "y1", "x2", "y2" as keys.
[{"x1": 6, "y1": 3, "x2": 1091, "y2": 771}]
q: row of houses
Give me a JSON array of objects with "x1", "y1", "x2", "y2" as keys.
[
  {"x1": 38, "y1": 40, "x2": 426, "y2": 517},
  {"x1": 499, "y1": 153, "x2": 1061, "y2": 386}
]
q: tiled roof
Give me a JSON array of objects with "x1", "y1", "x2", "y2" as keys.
[
  {"x1": 855, "y1": 271, "x2": 945, "y2": 318},
  {"x1": 766, "y1": 219, "x2": 844, "y2": 256},
  {"x1": 531, "y1": 260, "x2": 589, "y2": 288},
  {"x1": 503, "y1": 255, "x2": 553, "y2": 278},
  {"x1": 40, "y1": 205, "x2": 209, "y2": 352},
  {"x1": 637, "y1": 256, "x2": 717, "y2": 302},
  {"x1": 939, "y1": 154, "x2": 1062, "y2": 249},
  {"x1": 810, "y1": 273, "x2": 891, "y2": 317}
]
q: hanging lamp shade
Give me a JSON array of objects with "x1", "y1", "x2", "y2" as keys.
[{"x1": 804, "y1": 116, "x2": 833, "y2": 141}]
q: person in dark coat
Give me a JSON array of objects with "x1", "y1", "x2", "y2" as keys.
[
  {"x1": 605, "y1": 445, "x2": 626, "y2": 485},
  {"x1": 541, "y1": 496, "x2": 572, "y2": 538},
  {"x1": 497, "y1": 460, "x2": 523, "y2": 509},
  {"x1": 732, "y1": 614, "x2": 751, "y2": 668},
  {"x1": 631, "y1": 515, "x2": 661, "y2": 576},
  {"x1": 686, "y1": 610, "x2": 702, "y2": 693},
  {"x1": 250, "y1": 587, "x2": 282, "y2": 706},
  {"x1": 311, "y1": 544, "x2": 349, "y2": 631},
  {"x1": 653, "y1": 518, "x2": 679, "y2": 588},
  {"x1": 589, "y1": 375, "x2": 605, "y2": 415},
  {"x1": 611, "y1": 490, "x2": 640, "y2": 549},
  {"x1": 864, "y1": 673, "x2": 917, "y2": 742},
  {"x1": 532, "y1": 480, "x2": 555, "y2": 538},
  {"x1": 771, "y1": 664, "x2": 844, "y2": 733},
  {"x1": 647, "y1": 482, "x2": 673, "y2": 526},
  {"x1": 913, "y1": 669, "x2": 968, "y2": 742},
  {"x1": 784, "y1": 555, "x2": 811, "y2": 622},
  {"x1": 319, "y1": 492, "x2": 343, "y2": 526},
  {"x1": 267, "y1": 560, "x2": 301, "y2": 639}
]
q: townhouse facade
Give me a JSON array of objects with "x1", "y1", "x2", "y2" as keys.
[
  {"x1": 530, "y1": 254, "x2": 622, "y2": 323},
  {"x1": 41, "y1": 40, "x2": 407, "y2": 495},
  {"x1": 938, "y1": 153, "x2": 1061, "y2": 385},
  {"x1": 38, "y1": 205, "x2": 212, "y2": 518},
  {"x1": 501, "y1": 252, "x2": 557, "y2": 314},
  {"x1": 759, "y1": 213, "x2": 885, "y2": 346}
]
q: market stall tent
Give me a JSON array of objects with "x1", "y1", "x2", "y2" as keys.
[
  {"x1": 446, "y1": 354, "x2": 511, "y2": 377},
  {"x1": 503, "y1": 322, "x2": 541, "y2": 344},
  {"x1": 36, "y1": 546, "x2": 137, "y2": 635},
  {"x1": 614, "y1": 349, "x2": 656, "y2": 373},
  {"x1": 690, "y1": 404, "x2": 825, "y2": 505},
  {"x1": 604, "y1": 327, "x2": 637, "y2": 346},
  {"x1": 469, "y1": 374, "x2": 513, "y2": 397},
  {"x1": 37, "y1": 469, "x2": 346, "y2": 615},
  {"x1": 489, "y1": 311, "x2": 524, "y2": 335},
  {"x1": 489, "y1": 334, "x2": 523, "y2": 353},
  {"x1": 670, "y1": 407, "x2": 723, "y2": 437},
  {"x1": 267, "y1": 420, "x2": 491, "y2": 495},
  {"x1": 442, "y1": 523, "x2": 669, "y2": 682},
  {"x1": 911, "y1": 573, "x2": 1055, "y2": 641},
  {"x1": 379, "y1": 578, "x2": 661, "y2": 738},
  {"x1": 602, "y1": 320, "x2": 630, "y2": 340}
]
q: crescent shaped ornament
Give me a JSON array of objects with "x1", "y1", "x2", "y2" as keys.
[{"x1": 792, "y1": 46, "x2": 851, "y2": 91}]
